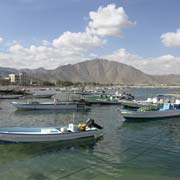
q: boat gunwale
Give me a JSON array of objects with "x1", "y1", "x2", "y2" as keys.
[{"x1": 0, "y1": 128, "x2": 97, "y2": 135}]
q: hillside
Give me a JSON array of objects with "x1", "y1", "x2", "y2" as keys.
[{"x1": 1, "y1": 59, "x2": 180, "y2": 85}]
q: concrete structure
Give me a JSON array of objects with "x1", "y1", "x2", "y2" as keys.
[
  {"x1": 19, "y1": 72, "x2": 29, "y2": 86},
  {"x1": 9, "y1": 74, "x2": 19, "y2": 84},
  {"x1": 8, "y1": 72, "x2": 30, "y2": 85}
]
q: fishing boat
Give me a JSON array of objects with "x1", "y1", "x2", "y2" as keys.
[
  {"x1": 84, "y1": 91, "x2": 134, "y2": 105},
  {"x1": 32, "y1": 92, "x2": 55, "y2": 98},
  {"x1": 0, "y1": 119, "x2": 103, "y2": 143},
  {"x1": 30, "y1": 88, "x2": 56, "y2": 98},
  {"x1": 120, "y1": 94, "x2": 179, "y2": 110},
  {"x1": 121, "y1": 103, "x2": 180, "y2": 121},
  {"x1": 95, "y1": 99, "x2": 122, "y2": 105},
  {"x1": 0, "y1": 94, "x2": 24, "y2": 99},
  {"x1": 120, "y1": 100, "x2": 158, "y2": 109},
  {"x1": 11, "y1": 101, "x2": 89, "y2": 110}
]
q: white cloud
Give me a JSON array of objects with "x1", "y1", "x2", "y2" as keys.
[
  {"x1": 9, "y1": 44, "x2": 24, "y2": 53},
  {"x1": 1, "y1": 42, "x2": 180, "y2": 74},
  {"x1": 0, "y1": 31, "x2": 106, "y2": 69},
  {"x1": 0, "y1": 3, "x2": 136, "y2": 70},
  {"x1": 104, "y1": 48, "x2": 142, "y2": 63},
  {"x1": 86, "y1": 4, "x2": 135, "y2": 37},
  {"x1": 0, "y1": 37, "x2": 4, "y2": 44},
  {"x1": 161, "y1": 29, "x2": 180, "y2": 47},
  {"x1": 103, "y1": 48, "x2": 180, "y2": 75},
  {"x1": 52, "y1": 31, "x2": 105, "y2": 51},
  {"x1": 0, "y1": 42, "x2": 94, "y2": 69},
  {"x1": 42, "y1": 40, "x2": 50, "y2": 46}
]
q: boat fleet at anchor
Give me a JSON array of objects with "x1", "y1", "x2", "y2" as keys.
[
  {"x1": 1, "y1": 88, "x2": 180, "y2": 143},
  {"x1": 7, "y1": 90, "x2": 135, "y2": 110}
]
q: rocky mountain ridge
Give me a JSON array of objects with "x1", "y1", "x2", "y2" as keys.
[{"x1": 1, "y1": 59, "x2": 180, "y2": 85}]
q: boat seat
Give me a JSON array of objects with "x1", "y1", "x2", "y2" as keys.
[
  {"x1": 67, "y1": 124, "x2": 79, "y2": 132},
  {"x1": 41, "y1": 128, "x2": 60, "y2": 134},
  {"x1": 160, "y1": 103, "x2": 172, "y2": 111},
  {"x1": 174, "y1": 100, "x2": 180, "y2": 109},
  {"x1": 173, "y1": 104, "x2": 180, "y2": 109},
  {"x1": 60, "y1": 127, "x2": 68, "y2": 133}
]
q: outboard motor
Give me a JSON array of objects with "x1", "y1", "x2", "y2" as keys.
[{"x1": 86, "y1": 118, "x2": 103, "y2": 129}]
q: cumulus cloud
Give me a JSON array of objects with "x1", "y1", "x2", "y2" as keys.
[
  {"x1": 0, "y1": 37, "x2": 3, "y2": 44},
  {"x1": 0, "y1": 3, "x2": 136, "y2": 69},
  {"x1": 42, "y1": 40, "x2": 50, "y2": 46},
  {"x1": 9, "y1": 44, "x2": 24, "y2": 53},
  {"x1": 53, "y1": 31, "x2": 105, "y2": 51},
  {"x1": 0, "y1": 41, "x2": 95, "y2": 69},
  {"x1": 86, "y1": 4, "x2": 135, "y2": 37},
  {"x1": 0, "y1": 30, "x2": 105, "y2": 69},
  {"x1": 103, "y1": 48, "x2": 180, "y2": 75},
  {"x1": 161, "y1": 29, "x2": 180, "y2": 47},
  {"x1": 104, "y1": 48, "x2": 142, "y2": 63}
]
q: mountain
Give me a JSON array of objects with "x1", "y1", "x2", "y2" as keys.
[
  {"x1": 153, "y1": 74, "x2": 180, "y2": 86},
  {"x1": 20, "y1": 67, "x2": 50, "y2": 81},
  {"x1": 1, "y1": 59, "x2": 180, "y2": 85},
  {"x1": 23, "y1": 59, "x2": 159, "y2": 85},
  {"x1": 47, "y1": 59, "x2": 156, "y2": 85},
  {"x1": 0, "y1": 67, "x2": 18, "y2": 77}
]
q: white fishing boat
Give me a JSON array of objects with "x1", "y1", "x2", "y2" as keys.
[
  {"x1": 11, "y1": 101, "x2": 89, "y2": 110},
  {"x1": 32, "y1": 93, "x2": 55, "y2": 98},
  {"x1": 95, "y1": 99, "x2": 122, "y2": 105},
  {"x1": 0, "y1": 119, "x2": 103, "y2": 143},
  {"x1": 120, "y1": 100, "x2": 158, "y2": 109},
  {"x1": 120, "y1": 94, "x2": 179, "y2": 110},
  {"x1": 0, "y1": 94, "x2": 24, "y2": 99},
  {"x1": 30, "y1": 88, "x2": 56, "y2": 98},
  {"x1": 121, "y1": 103, "x2": 180, "y2": 121}
]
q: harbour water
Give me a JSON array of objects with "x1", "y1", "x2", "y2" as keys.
[{"x1": 0, "y1": 88, "x2": 180, "y2": 179}]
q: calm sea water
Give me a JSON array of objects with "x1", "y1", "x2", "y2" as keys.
[{"x1": 0, "y1": 88, "x2": 180, "y2": 180}]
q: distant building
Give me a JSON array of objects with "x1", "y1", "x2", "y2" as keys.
[
  {"x1": 19, "y1": 72, "x2": 29, "y2": 86},
  {"x1": 9, "y1": 74, "x2": 19, "y2": 84},
  {"x1": 8, "y1": 72, "x2": 30, "y2": 85}
]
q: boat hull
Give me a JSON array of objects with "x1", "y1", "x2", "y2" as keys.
[
  {"x1": 120, "y1": 100, "x2": 157, "y2": 109},
  {"x1": 11, "y1": 102, "x2": 88, "y2": 110},
  {"x1": 0, "y1": 129, "x2": 102, "y2": 143},
  {"x1": 121, "y1": 109, "x2": 180, "y2": 121},
  {"x1": 0, "y1": 95, "x2": 23, "y2": 99},
  {"x1": 86, "y1": 99, "x2": 122, "y2": 105},
  {"x1": 32, "y1": 94, "x2": 55, "y2": 98}
]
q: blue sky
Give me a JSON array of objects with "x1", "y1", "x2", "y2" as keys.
[{"x1": 0, "y1": 0, "x2": 180, "y2": 74}]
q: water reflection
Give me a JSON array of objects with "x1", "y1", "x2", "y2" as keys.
[
  {"x1": 0, "y1": 137, "x2": 103, "y2": 165},
  {"x1": 9, "y1": 109, "x2": 92, "y2": 127},
  {"x1": 13, "y1": 109, "x2": 90, "y2": 116}
]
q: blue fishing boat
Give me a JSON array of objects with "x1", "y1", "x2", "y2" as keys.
[
  {"x1": 0, "y1": 119, "x2": 103, "y2": 143},
  {"x1": 121, "y1": 103, "x2": 180, "y2": 121}
]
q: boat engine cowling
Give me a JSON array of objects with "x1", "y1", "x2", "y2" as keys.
[{"x1": 86, "y1": 118, "x2": 103, "y2": 129}]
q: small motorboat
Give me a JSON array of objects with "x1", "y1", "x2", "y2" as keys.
[
  {"x1": 32, "y1": 93, "x2": 55, "y2": 98},
  {"x1": 121, "y1": 103, "x2": 180, "y2": 121},
  {"x1": 0, "y1": 94, "x2": 24, "y2": 99},
  {"x1": 120, "y1": 100, "x2": 158, "y2": 109},
  {"x1": 83, "y1": 91, "x2": 134, "y2": 105},
  {"x1": 0, "y1": 119, "x2": 103, "y2": 143},
  {"x1": 11, "y1": 101, "x2": 90, "y2": 110}
]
